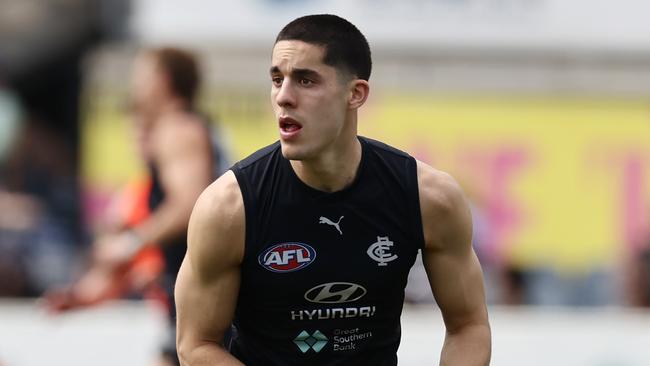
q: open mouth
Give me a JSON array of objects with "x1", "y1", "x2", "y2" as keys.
[{"x1": 279, "y1": 117, "x2": 303, "y2": 134}]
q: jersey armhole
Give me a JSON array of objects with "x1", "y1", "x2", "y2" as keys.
[
  {"x1": 408, "y1": 157, "x2": 426, "y2": 251},
  {"x1": 231, "y1": 164, "x2": 256, "y2": 262}
]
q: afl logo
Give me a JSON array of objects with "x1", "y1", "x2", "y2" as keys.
[{"x1": 259, "y1": 243, "x2": 316, "y2": 273}]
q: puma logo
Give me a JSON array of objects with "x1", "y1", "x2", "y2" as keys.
[{"x1": 319, "y1": 216, "x2": 344, "y2": 235}]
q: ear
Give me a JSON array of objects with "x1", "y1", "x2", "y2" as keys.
[{"x1": 348, "y1": 79, "x2": 370, "y2": 109}]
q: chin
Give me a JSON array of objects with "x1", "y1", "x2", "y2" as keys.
[
  {"x1": 280, "y1": 141, "x2": 310, "y2": 161},
  {"x1": 280, "y1": 145, "x2": 302, "y2": 161}
]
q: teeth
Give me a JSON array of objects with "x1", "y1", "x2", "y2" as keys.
[
  {"x1": 281, "y1": 121, "x2": 298, "y2": 127},
  {"x1": 282, "y1": 123, "x2": 299, "y2": 132}
]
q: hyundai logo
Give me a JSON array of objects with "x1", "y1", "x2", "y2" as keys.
[{"x1": 304, "y1": 282, "x2": 367, "y2": 304}]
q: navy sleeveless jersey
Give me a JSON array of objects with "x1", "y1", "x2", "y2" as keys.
[{"x1": 230, "y1": 136, "x2": 425, "y2": 366}]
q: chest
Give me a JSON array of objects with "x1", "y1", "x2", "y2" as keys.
[{"x1": 242, "y1": 197, "x2": 420, "y2": 306}]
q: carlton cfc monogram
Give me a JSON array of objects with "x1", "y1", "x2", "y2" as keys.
[{"x1": 367, "y1": 236, "x2": 398, "y2": 266}]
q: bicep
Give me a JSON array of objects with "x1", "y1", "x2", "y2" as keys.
[
  {"x1": 175, "y1": 254, "x2": 240, "y2": 343},
  {"x1": 156, "y1": 126, "x2": 213, "y2": 205},
  {"x1": 418, "y1": 161, "x2": 488, "y2": 331},
  {"x1": 175, "y1": 172, "x2": 245, "y2": 346},
  {"x1": 423, "y1": 245, "x2": 487, "y2": 332}
]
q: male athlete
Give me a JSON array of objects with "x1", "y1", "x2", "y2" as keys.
[
  {"x1": 46, "y1": 47, "x2": 228, "y2": 366},
  {"x1": 175, "y1": 15, "x2": 491, "y2": 365}
]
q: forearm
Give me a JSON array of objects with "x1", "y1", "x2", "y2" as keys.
[
  {"x1": 133, "y1": 199, "x2": 192, "y2": 246},
  {"x1": 178, "y1": 342, "x2": 244, "y2": 366},
  {"x1": 440, "y1": 323, "x2": 491, "y2": 366}
]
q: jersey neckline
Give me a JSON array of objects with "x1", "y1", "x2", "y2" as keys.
[{"x1": 281, "y1": 136, "x2": 368, "y2": 199}]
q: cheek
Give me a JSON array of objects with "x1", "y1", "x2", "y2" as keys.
[
  {"x1": 270, "y1": 90, "x2": 279, "y2": 112},
  {"x1": 134, "y1": 83, "x2": 157, "y2": 104},
  {"x1": 316, "y1": 96, "x2": 346, "y2": 125},
  {"x1": 311, "y1": 107, "x2": 345, "y2": 139}
]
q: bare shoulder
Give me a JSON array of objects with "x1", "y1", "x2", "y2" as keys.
[
  {"x1": 187, "y1": 170, "x2": 245, "y2": 281},
  {"x1": 154, "y1": 112, "x2": 210, "y2": 152},
  {"x1": 416, "y1": 160, "x2": 467, "y2": 218},
  {"x1": 416, "y1": 160, "x2": 472, "y2": 251}
]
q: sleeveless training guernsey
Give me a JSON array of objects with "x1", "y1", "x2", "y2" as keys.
[{"x1": 230, "y1": 136, "x2": 425, "y2": 365}]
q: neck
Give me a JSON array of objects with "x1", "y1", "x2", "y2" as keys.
[
  {"x1": 149, "y1": 99, "x2": 192, "y2": 129},
  {"x1": 290, "y1": 135, "x2": 362, "y2": 193},
  {"x1": 159, "y1": 98, "x2": 190, "y2": 116}
]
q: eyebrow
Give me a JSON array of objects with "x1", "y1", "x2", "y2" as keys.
[{"x1": 269, "y1": 66, "x2": 321, "y2": 80}]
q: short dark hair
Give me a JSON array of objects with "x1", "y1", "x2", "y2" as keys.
[
  {"x1": 147, "y1": 47, "x2": 200, "y2": 105},
  {"x1": 275, "y1": 14, "x2": 372, "y2": 81}
]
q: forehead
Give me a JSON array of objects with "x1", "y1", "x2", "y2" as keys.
[
  {"x1": 134, "y1": 53, "x2": 157, "y2": 71},
  {"x1": 132, "y1": 54, "x2": 163, "y2": 81},
  {"x1": 271, "y1": 40, "x2": 328, "y2": 72}
]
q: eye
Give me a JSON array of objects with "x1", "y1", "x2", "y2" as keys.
[
  {"x1": 271, "y1": 76, "x2": 283, "y2": 87},
  {"x1": 299, "y1": 78, "x2": 313, "y2": 86}
]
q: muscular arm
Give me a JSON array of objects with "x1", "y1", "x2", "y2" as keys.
[
  {"x1": 175, "y1": 171, "x2": 245, "y2": 365},
  {"x1": 417, "y1": 161, "x2": 491, "y2": 365},
  {"x1": 133, "y1": 114, "x2": 213, "y2": 246}
]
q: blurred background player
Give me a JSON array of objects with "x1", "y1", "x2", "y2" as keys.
[{"x1": 44, "y1": 46, "x2": 230, "y2": 366}]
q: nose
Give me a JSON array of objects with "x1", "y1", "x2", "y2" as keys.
[{"x1": 275, "y1": 79, "x2": 296, "y2": 109}]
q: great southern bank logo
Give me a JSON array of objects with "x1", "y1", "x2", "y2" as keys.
[
  {"x1": 259, "y1": 243, "x2": 316, "y2": 273},
  {"x1": 294, "y1": 330, "x2": 328, "y2": 353}
]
